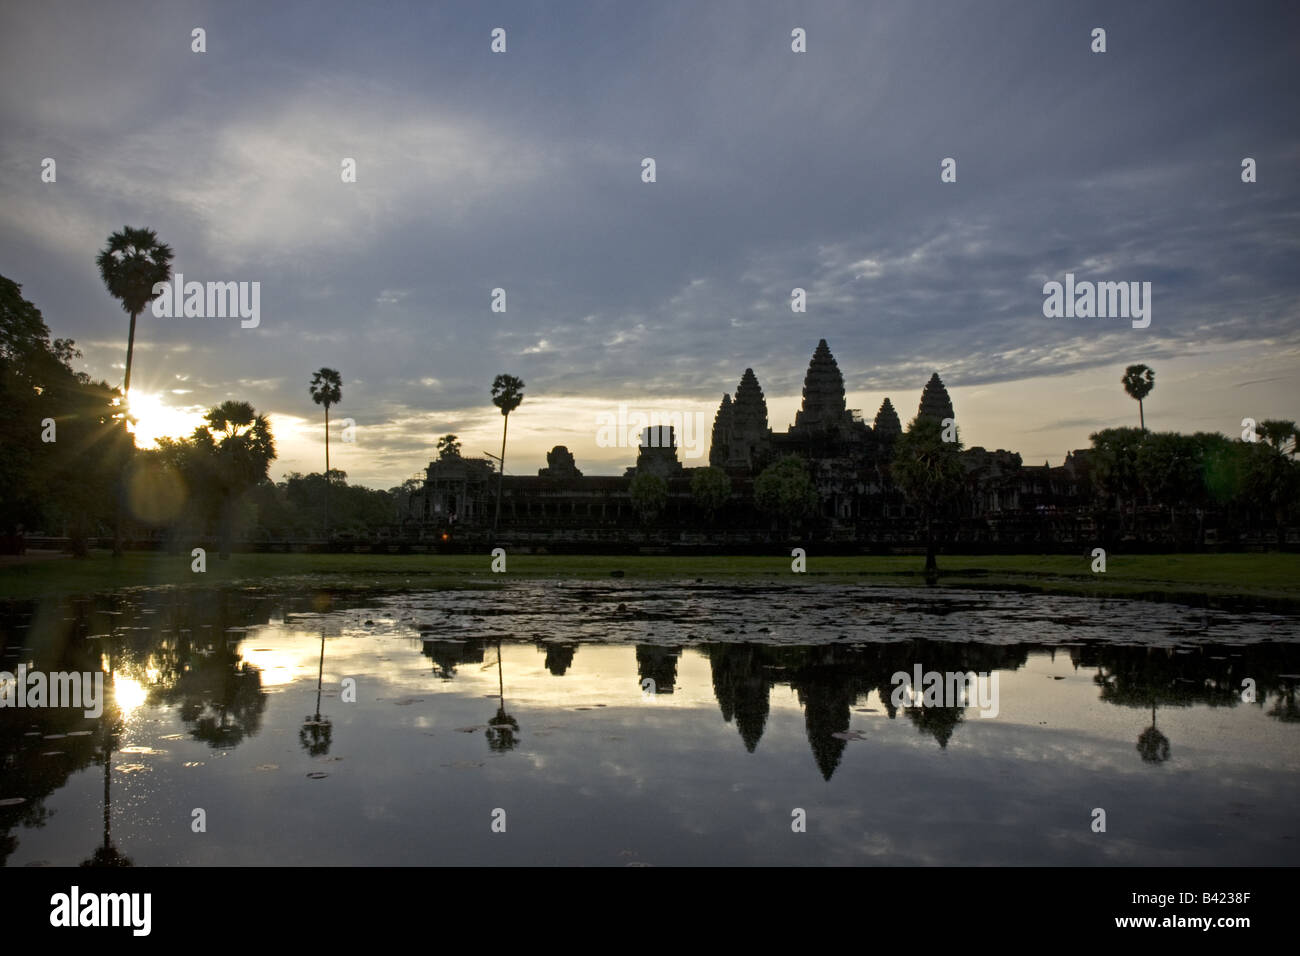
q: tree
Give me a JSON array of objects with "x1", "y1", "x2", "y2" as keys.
[
  {"x1": 1089, "y1": 427, "x2": 1146, "y2": 535},
  {"x1": 753, "y1": 456, "x2": 818, "y2": 537},
  {"x1": 629, "y1": 473, "x2": 669, "y2": 524},
  {"x1": 891, "y1": 417, "x2": 965, "y2": 574},
  {"x1": 96, "y1": 227, "x2": 173, "y2": 555},
  {"x1": 1241, "y1": 435, "x2": 1300, "y2": 546},
  {"x1": 1136, "y1": 705, "x2": 1170, "y2": 764},
  {"x1": 1121, "y1": 364, "x2": 1155, "y2": 431},
  {"x1": 437, "y1": 434, "x2": 462, "y2": 459},
  {"x1": 1182, "y1": 432, "x2": 1236, "y2": 546},
  {"x1": 1135, "y1": 432, "x2": 1202, "y2": 539},
  {"x1": 0, "y1": 275, "x2": 126, "y2": 554},
  {"x1": 1258, "y1": 420, "x2": 1299, "y2": 457},
  {"x1": 96, "y1": 227, "x2": 174, "y2": 401},
  {"x1": 490, "y1": 374, "x2": 525, "y2": 538},
  {"x1": 690, "y1": 466, "x2": 732, "y2": 523},
  {"x1": 193, "y1": 401, "x2": 277, "y2": 558},
  {"x1": 308, "y1": 368, "x2": 342, "y2": 540}
]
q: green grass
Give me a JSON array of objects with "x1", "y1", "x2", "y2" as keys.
[{"x1": 1, "y1": 551, "x2": 1298, "y2": 607}]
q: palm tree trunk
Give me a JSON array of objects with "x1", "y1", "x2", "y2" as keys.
[
  {"x1": 123, "y1": 309, "x2": 139, "y2": 395},
  {"x1": 493, "y1": 413, "x2": 509, "y2": 537},
  {"x1": 1139, "y1": 399, "x2": 1145, "y2": 432},
  {"x1": 113, "y1": 309, "x2": 140, "y2": 559},
  {"x1": 324, "y1": 405, "x2": 330, "y2": 544}
]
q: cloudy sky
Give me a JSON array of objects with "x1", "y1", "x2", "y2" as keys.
[{"x1": 2, "y1": 0, "x2": 1297, "y2": 487}]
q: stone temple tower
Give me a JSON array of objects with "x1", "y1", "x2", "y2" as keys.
[
  {"x1": 917, "y1": 372, "x2": 955, "y2": 425},
  {"x1": 792, "y1": 339, "x2": 853, "y2": 436},
  {"x1": 710, "y1": 368, "x2": 771, "y2": 470},
  {"x1": 709, "y1": 393, "x2": 734, "y2": 468},
  {"x1": 873, "y1": 397, "x2": 902, "y2": 438},
  {"x1": 727, "y1": 368, "x2": 771, "y2": 469}
]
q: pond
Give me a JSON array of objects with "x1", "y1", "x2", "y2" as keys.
[{"x1": 2, "y1": 583, "x2": 1298, "y2": 865}]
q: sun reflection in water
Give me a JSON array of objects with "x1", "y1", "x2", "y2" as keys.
[{"x1": 111, "y1": 674, "x2": 149, "y2": 717}]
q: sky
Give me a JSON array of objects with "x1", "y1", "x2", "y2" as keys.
[{"x1": 1, "y1": 0, "x2": 1297, "y2": 488}]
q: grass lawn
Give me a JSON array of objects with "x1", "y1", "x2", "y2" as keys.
[{"x1": 1, "y1": 550, "x2": 1297, "y2": 607}]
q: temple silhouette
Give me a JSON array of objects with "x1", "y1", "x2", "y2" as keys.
[{"x1": 403, "y1": 339, "x2": 1094, "y2": 550}]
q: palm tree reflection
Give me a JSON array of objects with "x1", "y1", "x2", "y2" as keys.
[
  {"x1": 81, "y1": 669, "x2": 131, "y2": 867},
  {"x1": 1136, "y1": 702, "x2": 1171, "y2": 764},
  {"x1": 486, "y1": 640, "x2": 520, "y2": 752},
  {"x1": 299, "y1": 632, "x2": 333, "y2": 756}
]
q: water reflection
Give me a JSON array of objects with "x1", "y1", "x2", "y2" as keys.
[
  {"x1": 299, "y1": 632, "x2": 332, "y2": 757},
  {"x1": 486, "y1": 640, "x2": 520, "y2": 752},
  {"x1": 1, "y1": 586, "x2": 1298, "y2": 866},
  {"x1": 81, "y1": 663, "x2": 130, "y2": 868}
]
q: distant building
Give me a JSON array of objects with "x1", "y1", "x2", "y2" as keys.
[{"x1": 405, "y1": 339, "x2": 1092, "y2": 546}]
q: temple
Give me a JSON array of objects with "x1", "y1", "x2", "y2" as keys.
[{"x1": 403, "y1": 339, "x2": 1093, "y2": 549}]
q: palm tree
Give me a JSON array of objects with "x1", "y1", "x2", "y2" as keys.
[
  {"x1": 309, "y1": 368, "x2": 343, "y2": 540},
  {"x1": 194, "y1": 400, "x2": 277, "y2": 558},
  {"x1": 96, "y1": 227, "x2": 173, "y2": 557},
  {"x1": 96, "y1": 227, "x2": 174, "y2": 403},
  {"x1": 490, "y1": 374, "x2": 525, "y2": 538},
  {"x1": 1122, "y1": 364, "x2": 1155, "y2": 431},
  {"x1": 1258, "y1": 419, "x2": 1300, "y2": 457}
]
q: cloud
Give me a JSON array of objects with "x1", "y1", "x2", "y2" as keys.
[{"x1": 1, "y1": 0, "x2": 1297, "y2": 485}]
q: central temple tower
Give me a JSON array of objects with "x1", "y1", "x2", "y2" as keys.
[{"x1": 791, "y1": 339, "x2": 854, "y2": 438}]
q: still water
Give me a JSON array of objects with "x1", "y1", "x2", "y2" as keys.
[{"x1": 2, "y1": 583, "x2": 1298, "y2": 865}]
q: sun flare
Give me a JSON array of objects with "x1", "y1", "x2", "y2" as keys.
[{"x1": 125, "y1": 390, "x2": 203, "y2": 448}]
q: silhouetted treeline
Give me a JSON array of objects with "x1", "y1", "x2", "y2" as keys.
[
  {"x1": 0, "y1": 277, "x2": 127, "y2": 552},
  {"x1": 1087, "y1": 426, "x2": 1300, "y2": 546}
]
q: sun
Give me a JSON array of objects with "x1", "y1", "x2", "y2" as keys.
[{"x1": 125, "y1": 390, "x2": 203, "y2": 448}]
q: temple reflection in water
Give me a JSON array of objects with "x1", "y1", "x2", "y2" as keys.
[{"x1": 2, "y1": 587, "x2": 1298, "y2": 866}]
